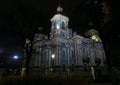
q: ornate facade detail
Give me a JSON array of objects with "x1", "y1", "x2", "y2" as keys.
[{"x1": 24, "y1": 10, "x2": 107, "y2": 74}]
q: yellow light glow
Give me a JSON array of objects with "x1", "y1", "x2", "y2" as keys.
[
  {"x1": 95, "y1": 38, "x2": 99, "y2": 41},
  {"x1": 91, "y1": 35, "x2": 100, "y2": 42},
  {"x1": 91, "y1": 35, "x2": 97, "y2": 40}
]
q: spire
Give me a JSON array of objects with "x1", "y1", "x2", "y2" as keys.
[{"x1": 56, "y1": 0, "x2": 63, "y2": 13}]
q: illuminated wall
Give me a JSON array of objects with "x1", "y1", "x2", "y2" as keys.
[{"x1": 28, "y1": 12, "x2": 106, "y2": 71}]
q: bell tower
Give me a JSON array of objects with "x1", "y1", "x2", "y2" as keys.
[{"x1": 50, "y1": 6, "x2": 69, "y2": 39}]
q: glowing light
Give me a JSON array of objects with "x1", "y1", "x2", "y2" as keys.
[
  {"x1": 52, "y1": 54, "x2": 55, "y2": 59},
  {"x1": 91, "y1": 35, "x2": 101, "y2": 42},
  {"x1": 56, "y1": 25, "x2": 60, "y2": 29},
  {"x1": 95, "y1": 38, "x2": 99, "y2": 41},
  {"x1": 13, "y1": 55, "x2": 18, "y2": 59},
  {"x1": 91, "y1": 35, "x2": 97, "y2": 40}
]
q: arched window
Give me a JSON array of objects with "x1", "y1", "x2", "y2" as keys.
[
  {"x1": 62, "y1": 22, "x2": 65, "y2": 30},
  {"x1": 44, "y1": 51, "x2": 47, "y2": 59},
  {"x1": 62, "y1": 49, "x2": 66, "y2": 64},
  {"x1": 72, "y1": 50, "x2": 74, "y2": 64},
  {"x1": 44, "y1": 51, "x2": 48, "y2": 65},
  {"x1": 63, "y1": 50, "x2": 65, "y2": 59}
]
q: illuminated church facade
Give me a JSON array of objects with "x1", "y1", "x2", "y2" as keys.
[{"x1": 23, "y1": 6, "x2": 107, "y2": 75}]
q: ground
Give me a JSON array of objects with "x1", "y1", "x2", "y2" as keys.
[{"x1": 0, "y1": 72, "x2": 116, "y2": 85}]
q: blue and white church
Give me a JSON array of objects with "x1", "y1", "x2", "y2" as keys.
[{"x1": 22, "y1": 6, "x2": 107, "y2": 76}]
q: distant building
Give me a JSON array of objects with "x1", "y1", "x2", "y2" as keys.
[{"x1": 22, "y1": 6, "x2": 107, "y2": 77}]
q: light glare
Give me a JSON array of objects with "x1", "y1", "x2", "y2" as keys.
[
  {"x1": 52, "y1": 54, "x2": 55, "y2": 59},
  {"x1": 56, "y1": 25, "x2": 59, "y2": 29},
  {"x1": 13, "y1": 56, "x2": 18, "y2": 59}
]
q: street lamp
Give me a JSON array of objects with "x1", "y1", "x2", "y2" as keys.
[
  {"x1": 51, "y1": 54, "x2": 55, "y2": 71},
  {"x1": 52, "y1": 54, "x2": 55, "y2": 59},
  {"x1": 13, "y1": 55, "x2": 18, "y2": 59}
]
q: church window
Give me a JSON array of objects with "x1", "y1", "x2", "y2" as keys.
[
  {"x1": 63, "y1": 50, "x2": 65, "y2": 58},
  {"x1": 44, "y1": 51, "x2": 47, "y2": 60},
  {"x1": 62, "y1": 49, "x2": 65, "y2": 63},
  {"x1": 62, "y1": 22, "x2": 65, "y2": 30},
  {"x1": 72, "y1": 50, "x2": 74, "y2": 59},
  {"x1": 72, "y1": 50, "x2": 74, "y2": 64}
]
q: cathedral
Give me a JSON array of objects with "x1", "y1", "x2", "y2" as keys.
[{"x1": 22, "y1": 6, "x2": 107, "y2": 77}]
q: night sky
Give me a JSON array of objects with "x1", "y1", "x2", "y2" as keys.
[{"x1": 0, "y1": 0, "x2": 120, "y2": 67}]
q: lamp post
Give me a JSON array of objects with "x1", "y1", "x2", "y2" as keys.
[
  {"x1": 91, "y1": 66, "x2": 95, "y2": 80},
  {"x1": 51, "y1": 54, "x2": 55, "y2": 71}
]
